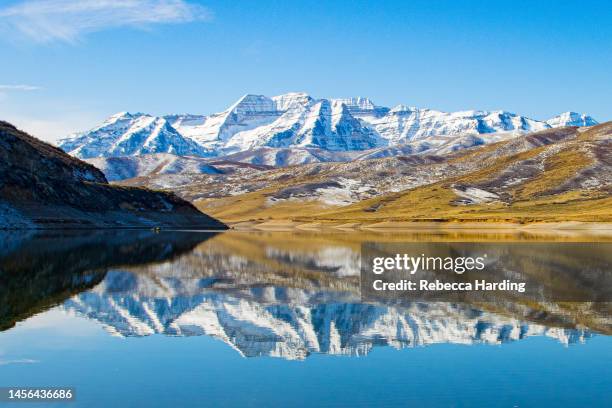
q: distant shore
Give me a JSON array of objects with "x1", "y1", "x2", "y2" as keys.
[{"x1": 229, "y1": 219, "x2": 612, "y2": 239}]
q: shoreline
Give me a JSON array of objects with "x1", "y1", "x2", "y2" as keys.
[
  {"x1": 228, "y1": 219, "x2": 612, "y2": 239},
  {"x1": 230, "y1": 219, "x2": 612, "y2": 230}
]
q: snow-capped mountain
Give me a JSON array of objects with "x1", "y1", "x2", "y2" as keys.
[
  {"x1": 545, "y1": 111, "x2": 598, "y2": 128},
  {"x1": 164, "y1": 93, "x2": 383, "y2": 154},
  {"x1": 347, "y1": 103, "x2": 550, "y2": 144},
  {"x1": 166, "y1": 94, "x2": 283, "y2": 148},
  {"x1": 58, "y1": 93, "x2": 599, "y2": 160},
  {"x1": 58, "y1": 112, "x2": 212, "y2": 159}
]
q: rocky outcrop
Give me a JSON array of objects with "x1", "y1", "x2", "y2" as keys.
[{"x1": 0, "y1": 121, "x2": 227, "y2": 229}]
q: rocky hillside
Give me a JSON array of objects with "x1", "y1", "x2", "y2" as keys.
[
  {"x1": 0, "y1": 121, "x2": 227, "y2": 229},
  {"x1": 85, "y1": 153, "x2": 272, "y2": 182},
  {"x1": 116, "y1": 123, "x2": 611, "y2": 224}
]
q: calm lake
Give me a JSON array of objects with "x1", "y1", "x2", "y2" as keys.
[{"x1": 0, "y1": 230, "x2": 611, "y2": 407}]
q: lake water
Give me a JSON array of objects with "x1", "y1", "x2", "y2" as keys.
[{"x1": 0, "y1": 230, "x2": 611, "y2": 407}]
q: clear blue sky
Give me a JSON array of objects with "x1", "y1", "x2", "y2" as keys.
[{"x1": 0, "y1": 0, "x2": 610, "y2": 142}]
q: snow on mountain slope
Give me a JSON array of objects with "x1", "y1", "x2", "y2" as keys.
[
  {"x1": 355, "y1": 105, "x2": 550, "y2": 144},
  {"x1": 83, "y1": 130, "x2": 531, "y2": 182},
  {"x1": 163, "y1": 113, "x2": 208, "y2": 140},
  {"x1": 166, "y1": 94, "x2": 283, "y2": 150},
  {"x1": 85, "y1": 154, "x2": 274, "y2": 190},
  {"x1": 59, "y1": 112, "x2": 211, "y2": 159},
  {"x1": 271, "y1": 91, "x2": 313, "y2": 110},
  {"x1": 218, "y1": 146, "x2": 358, "y2": 167},
  {"x1": 546, "y1": 111, "x2": 598, "y2": 128},
  {"x1": 90, "y1": 131, "x2": 515, "y2": 181},
  {"x1": 224, "y1": 97, "x2": 384, "y2": 152},
  {"x1": 85, "y1": 153, "x2": 223, "y2": 181},
  {"x1": 353, "y1": 131, "x2": 518, "y2": 160},
  {"x1": 333, "y1": 96, "x2": 390, "y2": 118},
  {"x1": 58, "y1": 93, "x2": 599, "y2": 161},
  {"x1": 210, "y1": 132, "x2": 516, "y2": 167}
]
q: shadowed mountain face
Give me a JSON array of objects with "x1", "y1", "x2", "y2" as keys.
[
  {"x1": 0, "y1": 121, "x2": 227, "y2": 229},
  {"x1": 0, "y1": 230, "x2": 218, "y2": 330},
  {"x1": 2, "y1": 231, "x2": 609, "y2": 360}
]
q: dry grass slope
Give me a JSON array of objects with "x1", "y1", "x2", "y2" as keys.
[{"x1": 188, "y1": 123, "x2": 611, "y2": 224}]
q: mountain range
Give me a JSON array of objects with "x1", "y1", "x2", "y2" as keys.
[
  {"x1": 37, "y1": 93, "x2": 611, "y2": 226},
  {"x1": 58, "y1": 93, "x2": 598, "y2": 166}
]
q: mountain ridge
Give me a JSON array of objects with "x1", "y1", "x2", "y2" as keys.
[{"x1": 58, "y1": 93, "x2": 599, "y2": 162}]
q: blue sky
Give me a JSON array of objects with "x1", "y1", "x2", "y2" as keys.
[{"x1": 0, "y1": 0, "x2": 610, "y2": 142}]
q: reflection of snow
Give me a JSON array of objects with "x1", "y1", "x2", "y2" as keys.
[
  {"x1": 266, "y1": 246, "x2": 359, "y2": 277},
  {"x1": 63, "y1": 270, "x2": 593, "y2": 361}
]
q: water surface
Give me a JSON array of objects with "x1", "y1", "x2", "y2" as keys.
[{"x1": 0, "y1": 230, "x2": 610, "y2": 407}]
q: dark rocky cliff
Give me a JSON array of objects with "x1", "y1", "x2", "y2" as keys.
[{"x1": 0, "y1": 121, "x2": 227, "y2": 229}]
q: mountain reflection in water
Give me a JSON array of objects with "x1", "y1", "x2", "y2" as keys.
[{"x1": 1, "y1": 230, "x2": 610, "y2": 360}]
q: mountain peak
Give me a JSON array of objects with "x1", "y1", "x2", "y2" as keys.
[
  {"x1": 227, "y1": 94, "x2": 276, "y2": 114},
  {"x1": 333, "y1": 96, "x2": 377, "y2": 110},
  {"x1": 109, "y1": 111, "x2": 133, "y2": 119},
  {"x1": 272, "y1": 92, "x2": 314, "y2": 110},
  {"x1": 274, "y1": 91, "x2": 310, "y2": 98},
  {"x1": 59, "y1": 112, "x2": 210, "y2": 159},
  {"x1": 546, "y1": 112, "x2": 598, "y2": 128},
  {"x1": 389, "y1": 104, "x2": 417, "y2": 113}
]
